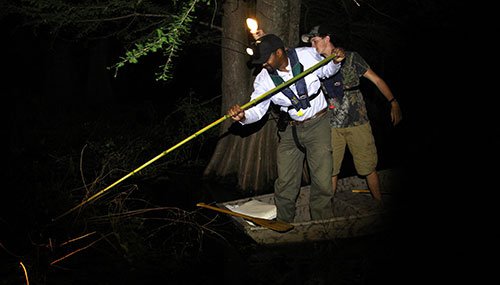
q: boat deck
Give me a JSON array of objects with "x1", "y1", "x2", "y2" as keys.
[{"x1": 219, "y1": 169, "x2": 401, "y2": 244}]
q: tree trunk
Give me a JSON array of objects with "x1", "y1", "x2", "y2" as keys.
[
  {"x1": 204, "y1": 0, "x2": 302, "y2": 193},
  {"x1": 256, "y1": 0, "x2": 301, "y2": 47}
]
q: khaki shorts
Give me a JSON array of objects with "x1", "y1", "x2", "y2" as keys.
[{"x1": 331, "y1": 122, "x2": 377, "y2": 176}]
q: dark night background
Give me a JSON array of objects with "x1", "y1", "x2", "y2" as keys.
[{"x1": 2, "y1": 2, "x2": 481, "y2": 284}]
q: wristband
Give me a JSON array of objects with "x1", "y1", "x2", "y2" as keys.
[{"x1": 388, "y1": 98, "x2": 396, "y2": 103}]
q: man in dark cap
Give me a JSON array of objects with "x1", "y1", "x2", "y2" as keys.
[
  {"x1": 302, "y1": 25, "x2": 403, "y2": 205},
  {"x1": 228, "y1": 33, "x2": 345, "y2": 223}
]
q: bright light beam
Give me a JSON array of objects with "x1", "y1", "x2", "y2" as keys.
[{"x1": 246, "y1": 18, "x2": 258, "y2": 33}]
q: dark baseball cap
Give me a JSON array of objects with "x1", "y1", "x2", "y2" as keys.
[
  {"x1": 251, "y1": 34, "x2": 285, "y2": 65},
  {"x1": 301, "y1": 25, "x2": 332, "y2": 43}
]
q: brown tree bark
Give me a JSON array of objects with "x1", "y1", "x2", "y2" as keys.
[{"x1": 204, "y1": 0, "x2": 302, "y2": 193}]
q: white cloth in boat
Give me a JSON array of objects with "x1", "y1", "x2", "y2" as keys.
[{"x1": 226, "y1": 199, "x2": 277, "y2": 220}]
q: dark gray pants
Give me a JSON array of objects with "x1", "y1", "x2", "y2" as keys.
[{"x1": 274, "y1": 114, "x2": 333, "y2": 222}]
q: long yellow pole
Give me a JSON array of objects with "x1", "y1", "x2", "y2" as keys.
[{"x1": 53, "y1": 53, "x2": 338, "y2": 222}]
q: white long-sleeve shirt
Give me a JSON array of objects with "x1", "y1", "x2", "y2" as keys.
[{"x1": 241, "y1": 47, "x2": 341, "y2": 124}]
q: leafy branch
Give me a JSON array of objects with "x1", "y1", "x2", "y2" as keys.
[
  {"x1": 111, "y1": 0, "x2": 210, "y2": 81},
  {"x1": 3, "y1": 0, "x2": 212, "y2": 81}
]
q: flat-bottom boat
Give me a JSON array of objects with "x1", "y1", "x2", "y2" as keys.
[{"x1": 218, "y1": 169, "x2": 402, "y2": 245}]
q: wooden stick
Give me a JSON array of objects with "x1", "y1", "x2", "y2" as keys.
[
  {"x1": 352, "y1": 189, "x2": 391, "y2": 194},
  {"x1": 196, "y1": 203, "x2": 293, "y2": 233},
  {"x1": 352, "y1": 189, "x2": 371, "y2": 193}
]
